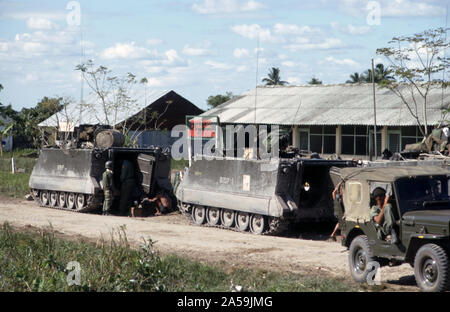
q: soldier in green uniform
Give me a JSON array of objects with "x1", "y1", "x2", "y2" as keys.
[
  {"x1": 102, "y1": 161, "x2": 116, "y2": 215},
  {"x1": 370, "y1": 187, "x2": 397, "y2": 243},
  {"x1": 118, "y1": 159, "x2": 136, "y2": 216}
]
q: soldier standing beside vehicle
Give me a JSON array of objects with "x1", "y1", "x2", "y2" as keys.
[
  {"x1": 370, "y1": 187, "x2": 397, "y2": 243},
  {"x1": 118, "y1": 159, "x2": 135, "y2": 216},
  {"x1": 329, "y1": 182, "x2": 344, "y2": 241},
  {"x1": 102, "y1": 161, "x2": 116, "y2": 216}
]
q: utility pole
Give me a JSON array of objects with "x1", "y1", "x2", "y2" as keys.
[{"x1": 371, "y1": 59, "x2": 377, "y2": 160}]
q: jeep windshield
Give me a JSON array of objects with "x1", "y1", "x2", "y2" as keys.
[{"x1": 395, "y1": 175, "x2": 450, "y2": 214}]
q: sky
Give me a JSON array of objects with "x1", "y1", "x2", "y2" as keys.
[{"x1": 0, "y1": 0, "x2": 448, "y2": 111}]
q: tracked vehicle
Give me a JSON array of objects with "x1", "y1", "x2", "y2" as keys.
[
  {"x1": 176, "y1": 155, "x2": 355, "y2": 234},
  {"x1": 29, "y1": 139, "x2": 172, "y2": 213}
]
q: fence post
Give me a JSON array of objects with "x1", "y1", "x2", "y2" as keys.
[{"x1": 11, "y1": 157, "x2": 15, "y2": 174}]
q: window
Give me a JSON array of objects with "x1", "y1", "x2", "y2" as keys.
[
  {"x1": 341, "y1": 126, "x2": 371, "y2": 156},
  {"x1": 298, "y1": 126, "x2": 336, "y2": 154},
  {"x1": 400, "y1": 126, "x2": 429, "y2": 150},
  {"x1": 348, "y1": 182, "x2": 362, "y2": 204}
]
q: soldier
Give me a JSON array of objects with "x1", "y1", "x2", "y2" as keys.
[
  {"x1": 102, "y1": 161, "x2": 116, "y2": 216},
  {"x1": 329, "y1": 182, "x2": 344, "y2": 241},
  {"x1": 148, "y1": 192, "x2": 172, "y2": 216},
  {"x1": 118, "y1": 159, "x2": 135, "y2": 216},
  {"x1": 370, "y1": 187, "x2": 398, "y2": 244}
]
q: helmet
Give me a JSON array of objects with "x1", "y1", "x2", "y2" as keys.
[{"x1": 105, "y1": 161, "x2": 113, "y2": 169}]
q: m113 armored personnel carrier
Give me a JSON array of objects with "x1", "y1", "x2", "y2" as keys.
[
  {"x1": 29, "y1": 129, "x2": 172, "y2": 213},
  {"x1": 176, "y1": 155, "x2": 355, "y2": 234}
]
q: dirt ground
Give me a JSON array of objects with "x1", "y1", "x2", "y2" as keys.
[{"x1": 0, "y1": 196, "x2": 418, "y2": 291}]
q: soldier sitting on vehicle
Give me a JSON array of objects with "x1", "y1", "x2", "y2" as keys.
[
  {"x1": 370, "y1": 187, "x2": 398, "y2": 244},
  {"x1": 102, "y1": 161, "x2": 117, "y2": 216}
]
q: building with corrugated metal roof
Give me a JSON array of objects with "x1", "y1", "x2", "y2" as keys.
[
  {"x1": 39, "y1": 90, "x2": 203, "y2": 148},
  {"x1": 203, "y1": 84, "x2": 450, "y2": 159}
]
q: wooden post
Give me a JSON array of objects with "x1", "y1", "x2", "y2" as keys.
[
  {"x1": 292, "y1": 125, "x2": 299, "y2": 148},
  {"x1": 371, "y1": 59, "x2": 378, "y2": 160}
]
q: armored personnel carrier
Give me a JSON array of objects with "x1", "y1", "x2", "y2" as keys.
[
  {"x1": 176, "y1": 155, "x2": 355, "y2": 234},
  {"x1": 29, "y1": 129, "x2": 172, "y2": 213}
]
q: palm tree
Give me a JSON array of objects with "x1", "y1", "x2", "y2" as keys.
[
  {"x1": 262, "y1": 67, "x2": 288, "y2": 86},
  {"x1": 346, "y1": 72, "x2": 363, "y2": 83},
  {"x1": 308, "y1": 77, "x2": 322, "y2": 85},
  {"x1": 362, "y1": 63, "x2": 394, "y2": 83}
]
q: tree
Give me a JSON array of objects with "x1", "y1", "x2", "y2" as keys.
[
  {"x1": 262, "y1": 67, "x2": 288, "y2": 86},
  {"x1": 206, "y1": 92, "x2": 235, "y2": 109},
  {"x1": 376, "y1": 27, "x2": 449, "y2": 136},
  {"x1": 346, "y1": 72, "x2": 363, "y2": 83},
  {"x1": 17, "y1": 97, "x2": 64, "y2": 147},
  {"x1": 308, "y1": 77, "x2": 323, "y2": 85}
]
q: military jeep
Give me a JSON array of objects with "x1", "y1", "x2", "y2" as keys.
[{"x1": 331, "y1": 162, "x2": 450, "y2": 292}]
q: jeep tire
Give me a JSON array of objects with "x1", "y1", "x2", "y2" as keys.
[
  {"x1": 414, "y1": 243, "x2": 449, "y2": 292},
  {"x1": 348, "y1": 235, "x2": 376, "y2": 283}
]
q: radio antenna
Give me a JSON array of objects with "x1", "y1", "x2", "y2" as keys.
[{"x1": 254, "y1": 33, "x2": 260, "y2": 124}]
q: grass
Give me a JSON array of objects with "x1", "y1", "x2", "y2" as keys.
[
  {"x1": 170, "y1": 158, "x2": 189, "y2": 171},
  {"x1": 0, "y1": 223, "x2": 357, "y2": 292},
  {"x1": 0, "y1": 172, "x2": 30, "y2": 198}
]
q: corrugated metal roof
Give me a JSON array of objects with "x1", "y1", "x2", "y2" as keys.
[
  {"x1": 203, "y1": 84, "x2": 450, "y2": 126},
  {"x1": 39, "y1": 89, "x2": 173, "y2": 128}
]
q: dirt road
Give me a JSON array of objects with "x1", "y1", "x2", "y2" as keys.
[{"x1": 0, "y1": 197, "x2": 417, "y2": 291}]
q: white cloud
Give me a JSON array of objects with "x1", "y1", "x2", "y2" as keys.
[
  {"x1": 323, "y1": 56, "x2": 360, "y2": 67},
  {"x1": 337, "y1": 0, "x2": 445, "y2": 17},
  {"x1": 182, "y1": 43, "x2": 211, "y2": 56},
  {"x1": 273, "y1": 24, "x2": 320, "y2": 36},
  {"x1": 26, "y1": 17, "x2": 56, "y2": 30},
  {"x1": 231, "y1": 24, "x2": 280, "y2": 43},
  {"x1": 286, "y1": 77, "x2": 302, "y2": 85},
  {"x1": 231, "y1": 23, "x2": 326, "y2": 44},
  {"x1": 100, "y1": 42, "x2": 155, "y2": 59},
  {"x1": 204, "y1": 60, "x2": 233, "y2": 70},
  {"x1": 233, "y1": 48, "x2": 250, "y2": 58},
  {"x1": 192, "y1": 0, "x2": 264, "y2": 14},
  {"x1": 286, "y1": 38, "x2": 345, "y2": 51},
  {"x1": 330, "y1": 22, "x2": 371, "y2": 35}
]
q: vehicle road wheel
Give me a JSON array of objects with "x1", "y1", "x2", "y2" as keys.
[
  {"x1": 75, "y1": 194, "x2": 86, "y2": 210},
  {"x1": 348, "y1": 235, "x2": 375, "y2": 283},
  {"x1": 414, "y1": 244, "x2": 449, "y2": 292},
  {"x1": 250, "y1": 214, "x2": 267, "y2": 234},
  {"x1": 221, "y1": 209, "x2": 235, "y2": 228},
  {"x1": 206, "y1": 207, "x2": 221, "y2": 226},
  {"x1": 49, "y1": 192, "x2": 58, "y2": 207},
  {"x1": 235, "y1": 212, "x2": 250, "y2": 232},
  {"x1": 58, "y1": 192, "x2": 67, "y2": 208},
  {"x1": 40, "y1": 191, "x2": 49, "y2": 206},
  {"x1": 67, "y1": 193, "x2": 76, "y2": 209},
  {"x1": 192, "y1": 205, "x2": 206, "y2": 225}
]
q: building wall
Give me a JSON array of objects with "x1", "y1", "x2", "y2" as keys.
[{"x1": 1, "y1": 135, "x2": 13, "y2": 151}]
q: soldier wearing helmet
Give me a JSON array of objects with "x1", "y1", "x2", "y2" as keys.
[{"x1": 102, "y1": 161, "x2": 116, "y2": 215}]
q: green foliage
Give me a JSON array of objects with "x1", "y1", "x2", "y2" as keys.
[
  {"x1": 0, "y1": 172, "x2": 30, "y2": 197},
  {"x1": 345, "y1": 63, "x2": 394, "y2": 84},
  {"x1": 0, "y1": 223, "x2": 357, "y2": 292},
  {"x1": 206, "y1": 92, "x2": 235, "y2": 109},
  {"x1": 308, "y1": 77, "x2": 323, "y2": 85},
  {"x1": 262, "y1": 67, "x2": 288, "y2": 86}
]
